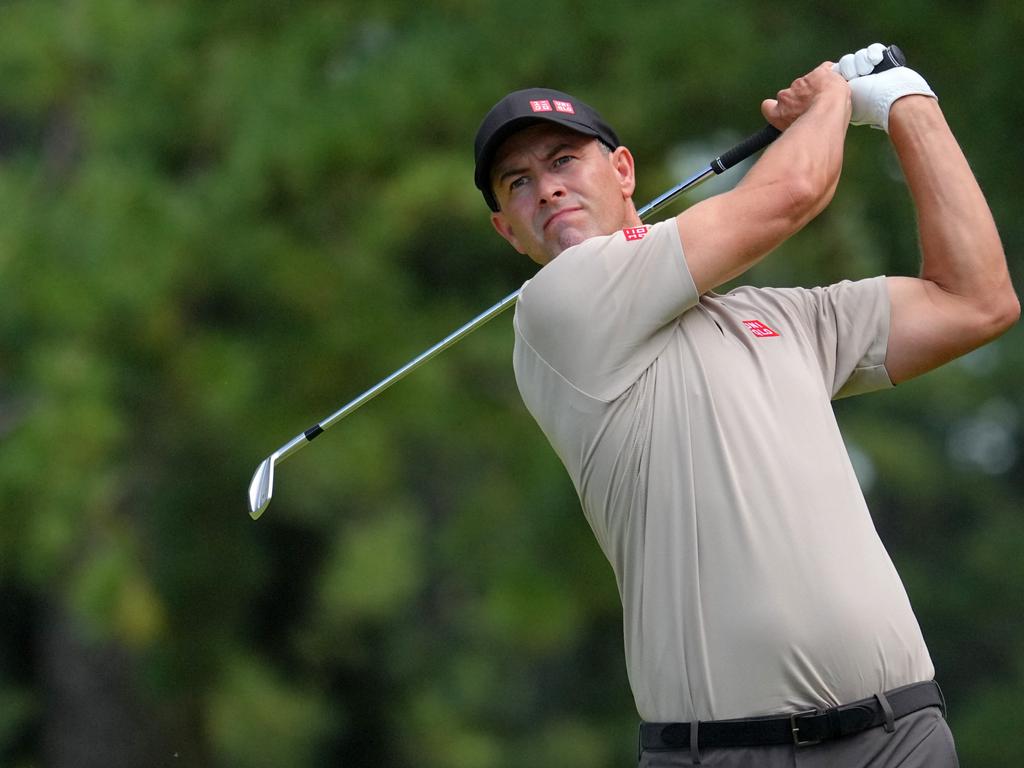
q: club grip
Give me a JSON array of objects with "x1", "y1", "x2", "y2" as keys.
[
  {"x1": 712, "y1": 124, "x2": 781, "y2": 173},
  {"x1": 875, "y1": 44, "x2": 906, "y2": 72},
  {"x1": 711, "y1": 44, "x2": 906, "y2": 174}
]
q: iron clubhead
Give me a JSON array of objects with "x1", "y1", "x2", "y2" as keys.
[{"x1": 248, "y1": 456, "x2": 275, "y2": 520}]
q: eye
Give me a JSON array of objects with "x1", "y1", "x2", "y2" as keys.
[
  {"x1": 553, "y1": 155, "x2": 573, "y2": 168},
  {"x1": 509, "y1": 175, "x2": 528, "y2": 192}
]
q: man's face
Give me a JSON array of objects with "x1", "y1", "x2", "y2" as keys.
[{"x1": 489, "y1": 123, "x2": 637, "y2": 265}]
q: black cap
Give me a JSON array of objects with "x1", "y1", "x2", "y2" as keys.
[{"x1": 473, "y1": 87, "x2": 620, "y2": 212}]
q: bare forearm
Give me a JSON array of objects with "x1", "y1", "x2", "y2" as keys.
[
  {"x1": 677, "y1": 65, "x2": 852, "y2": 295},
  {"x1": 883, "y1": 96, "x2": 1018, "y2": 383},
  {"x1": 889, "y1": 97, "x2": 1015, "y2": 311},
  {"x1": 745, "y1": 82, "x2": 851, "y2": 218}
]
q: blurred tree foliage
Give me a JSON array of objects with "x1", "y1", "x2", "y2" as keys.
[{"x1": 1, "y1": 0, "x2": 1022, "y2": 765}]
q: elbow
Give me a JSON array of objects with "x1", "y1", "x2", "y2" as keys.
[
  {"x1": 976, "y1": 284, "x2": 1020, "y2": 340},
  {"x1": 781, "y1": 174, "x2": 836, "y2": 227},
  {"x1": 994, "y1": 288, "x2": 1021, "y2": 333}
]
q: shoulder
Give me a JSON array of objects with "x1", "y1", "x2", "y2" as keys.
[{"x1": 519, "y1": 221, "x2": 681, "y2": 309}]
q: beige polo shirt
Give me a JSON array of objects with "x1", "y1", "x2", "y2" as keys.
[{"x1": 512, "y1": 220, "x2": 934, "y2": 723}]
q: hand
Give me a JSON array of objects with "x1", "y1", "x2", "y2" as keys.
[
  {"x1": 761, "y1": 62, "x2": 850, "y2": 131},
  {"x1": 833, "y1": 43, "x2": 936, "y2": 132}
]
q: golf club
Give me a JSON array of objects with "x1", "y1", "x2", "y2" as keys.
[{"x1": 247, "y1": 45, "x2": 906, "y2": 520}]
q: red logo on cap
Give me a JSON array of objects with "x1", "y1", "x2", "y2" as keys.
[
  {"x1": 742, "y1": 320, "x2": 780, "y2": 338},
  {"x1": 553, "y1": 99, "x2": 575, "y2": 114},
  {"x1": 529, "y1": 100, "x2": 553, "y2": 112},
  {"x1": 623, "y1": 226, "x2": 649, "y2": 242}
]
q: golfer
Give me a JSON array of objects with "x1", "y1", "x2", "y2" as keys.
[{"x1": 473, "y1": 44, "x2": 1017, "y2": 767}]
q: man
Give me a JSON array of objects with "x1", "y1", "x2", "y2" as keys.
[{"x1": 473, "y1": 45, "x2": 1018, "y2": 767}]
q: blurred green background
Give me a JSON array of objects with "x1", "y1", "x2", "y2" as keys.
[{"x1": 1, "y1": 1, "x2": 1021, "y2": 766}]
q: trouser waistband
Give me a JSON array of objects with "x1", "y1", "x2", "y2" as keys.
[{"x1": 639, "y1": 680, "x2": 946, "y2": 752}]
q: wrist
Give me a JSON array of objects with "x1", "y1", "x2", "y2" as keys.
[
  {"x1": 828, "y1": 82, "x2": 853, "y2": 118},
  {"x1": 887, "y1": 96, "x2": 947, "y2": 147},
  {"x1": 888, "y1": 94, "x2": 942, "y2": 124},
  {"x1": 806, "y1": 82, "x2": 852, "y2": 125}
]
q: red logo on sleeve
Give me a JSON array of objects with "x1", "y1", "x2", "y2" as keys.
[
  {"x1": 623, "y1": 226, "x2": 649, "y2": 241},
  {"x1": 742, "y1": 320, "x2": 780, "y2": 338}
]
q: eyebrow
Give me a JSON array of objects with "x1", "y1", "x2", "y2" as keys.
[{"x1": 494, "y1": 141, "x2": 583, "y2": 186}]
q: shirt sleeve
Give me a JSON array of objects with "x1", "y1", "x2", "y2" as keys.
[
  {"x1": 760, "y1": 276, "x2": 894, "y2": 399},
  {"x1": 514, "y1": 221, "x2": 699, "y2": 402}
]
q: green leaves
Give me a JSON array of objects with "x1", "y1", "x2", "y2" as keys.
[
  {"x1": 319, "y1": 507, "x2": 426, "y2": 625},
  {"x1": 207, "y1": 654, "x2": 337, "y2": 768},
  {"x1": 0, "y1": 2, "x2": 1021, "y2": 766}
]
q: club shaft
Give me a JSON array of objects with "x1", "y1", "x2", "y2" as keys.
[
  {"x1": 251, "y1": 44, "x2": 910, "y2": 519},
  {"x1": 313, "y1": 167, "x2": 734, "y2": 434},
  {"x1": 267, "y1": 129, "x2": 781, "y2": 462},
  {"x1": 317, "y1": 290, "x2": 520, "y2": 434},
  {"x1": 637, "y1": 167, "x2": 716, "y2": 221}
]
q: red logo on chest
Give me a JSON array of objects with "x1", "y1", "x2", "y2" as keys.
[
  {"x1": 623, "y1": 226, "x2": 649, "y2": 241},
  {"x1": 742, "y1": 319, "x2": 780, "y2": 338}
]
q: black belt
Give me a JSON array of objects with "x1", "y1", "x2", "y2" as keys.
[{"x1": 640, "y1": 680, "x2": 946, "y2": 751}]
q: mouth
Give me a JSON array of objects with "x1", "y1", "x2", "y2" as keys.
[{"x1": 542, "y1": 206, "x2": 584, "y2": 231}]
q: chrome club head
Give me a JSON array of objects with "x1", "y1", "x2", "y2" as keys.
[
  {"x1": 248, "y1": 456, "x2": 275, "y2": 520},
  {"x1": 245, "y1": 433, "x2": 311, "y2": 521}
]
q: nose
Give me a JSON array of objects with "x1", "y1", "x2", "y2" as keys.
[{"x1": 537, "y1": 171, "x2": 566, "y2": 206}]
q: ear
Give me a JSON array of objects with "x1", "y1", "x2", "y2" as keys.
[
  {"x1": 490, "y1": 211, "x2": 527, "y2": 255},
  {"x1": 610, "y1": 146, "x2": 637, "y2": 200}
]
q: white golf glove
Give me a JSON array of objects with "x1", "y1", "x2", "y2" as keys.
[{"x1": 833, "y1": 43, "x2": 936, "y2": 132}]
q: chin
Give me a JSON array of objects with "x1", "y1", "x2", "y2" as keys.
[
  {"x1": 556, "y1": 227, "x2": 591, "y2": 252},
  {"x1": 535, "y1": 225, "x2": 599, "y2": 264}
]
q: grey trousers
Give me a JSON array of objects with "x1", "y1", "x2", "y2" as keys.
[{"x1": 638, "y1": 707, "x2": 958, "y2": 768}]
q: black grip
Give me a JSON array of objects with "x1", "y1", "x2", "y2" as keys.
[
  {"x1": 712, "y1": 125, "x2": 781, "y2": 173},
  {"x1": 710, "y1": 44, "x2": 906, "y2": 174},
  {"x1": 875, "y1": 44, "x2": 906, "y2": 72}
]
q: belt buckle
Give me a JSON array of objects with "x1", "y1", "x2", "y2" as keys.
[{"x1": 790, "y1": 709, "x2": 821, "y2": 747}]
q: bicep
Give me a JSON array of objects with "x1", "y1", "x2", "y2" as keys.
[{"x1": 885, "y1": 276, "x2": 1008, "y2": 384}]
